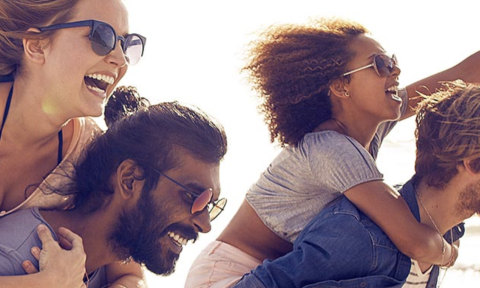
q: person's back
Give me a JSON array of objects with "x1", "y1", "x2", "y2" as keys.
[
  {"x1": 233, "y1": 80, "x2": 480, "y2": 288},
  {"x1": 233, "y1": 178, "x2": 465, "y2": 287}
]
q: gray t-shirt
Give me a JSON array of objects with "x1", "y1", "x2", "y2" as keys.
[
  {"x1": 246, "y1": 88, "x2": 409, "y2": 242},
  {"x1": 0, "y1": 208, "x2": 106, "y2": 287}
]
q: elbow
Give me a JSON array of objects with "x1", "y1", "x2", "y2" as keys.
[{"x1": 399, "y1": 236, "x2": 438, "y2": 262}]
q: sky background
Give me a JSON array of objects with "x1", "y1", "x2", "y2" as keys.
[{"x1": 114, "y1": 1, "x2": 480, "y2": 286}]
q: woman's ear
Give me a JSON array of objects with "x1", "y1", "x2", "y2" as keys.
[
  {"x1": 329, "y1": 79, "x2": 350, "y2": 99},
  {"x1": 22, "y1": 28, "x2": 47, "y2": 64},
  {"x1": 116, "y1": 159, "x2": 145, "y2": 200}
]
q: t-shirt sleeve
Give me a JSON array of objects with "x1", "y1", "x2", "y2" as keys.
[{"x1": 303, "y1": 132, "x2": 383, "y2": 194}]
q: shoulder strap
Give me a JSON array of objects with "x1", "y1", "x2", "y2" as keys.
[
  {"x1": 0, "y1": 84, "x2": 14, "y2": 140},
  {"x1": 0, "y1": 82, "x2": 63, "y2": 164},
  {"x1": 57, "y1": 129, "x2": 63, "y2": 164}
]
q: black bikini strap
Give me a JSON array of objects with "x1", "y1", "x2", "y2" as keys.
[
  {"x1": 0, "y1": 84, "x2": 13, "y2": 140},
  {"x1": 0, "y1": 83, "x2": 63, "y2": 165},
  {"x1": 57, "y1": 129, "x2": 63, "y2": 164}
]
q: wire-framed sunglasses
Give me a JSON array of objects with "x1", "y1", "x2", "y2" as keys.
[
  {"x1": 342, "y1": 54, "x2": 398, "y2": 77},
  {"x1": 38, "y1": 19, "x2": 146, "y2": 65},
  {"x1": 152, "y1": 168, "x2": 226, "y2": 221}
]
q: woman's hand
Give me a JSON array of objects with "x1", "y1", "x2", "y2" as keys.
[{"x1": 22, "y1": 225, "x2": 87, "y2": 288}]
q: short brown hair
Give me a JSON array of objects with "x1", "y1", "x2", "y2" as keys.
[{"x1": 415, "y1": 80, "x2": 480, "y2": 188}]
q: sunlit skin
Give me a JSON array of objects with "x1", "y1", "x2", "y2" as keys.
[
  {"x1": 36, "y1": 0, "x2": 129, "y2": 120},
  {"x1": 0, "y1": 0, "x2": 129, "y2": 212},
  {"x1": 326, "y1": 33, "x2": 402, "y2": 150}
]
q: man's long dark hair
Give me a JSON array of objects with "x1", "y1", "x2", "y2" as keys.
[{"x1": 71, "y1": 86, "x2": 228, "y2": 213}]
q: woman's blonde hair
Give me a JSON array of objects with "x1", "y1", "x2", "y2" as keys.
[{"x1": 0, "y1": 0, "x2": 80, "y2": 75}]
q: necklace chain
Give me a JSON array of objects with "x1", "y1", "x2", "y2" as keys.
[
  {"x1": 415, "y1": 188, "x2": 442, "y2": 237},
  {"x1": 414, "y1": 185, "x2": 453, "y2": 287}
]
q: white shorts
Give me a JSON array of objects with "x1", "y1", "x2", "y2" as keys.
[{"x1": 185, "y1": 240, "x2": 262, "y2": 288}]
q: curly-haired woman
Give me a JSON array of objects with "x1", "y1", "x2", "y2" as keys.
[{"x1": 185, "y1": 17, "x2": 480, "y2": 287}]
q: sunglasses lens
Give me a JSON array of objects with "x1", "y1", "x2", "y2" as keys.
[
  {"x1": 124, "y1": 35, "x2": 144, "y2": 65},
  {"x1": 209, "y1": 198, "x2": 227, "y2": 221},
  {"x1": 191, "y1": 189, "x2": 213, "y2": 214},
  {"x1": 90, "y1": 24, "x2": 116, "y2": 56},
  {"x1": 375, "y1": 54, "x2": 396, "y2": 77}
]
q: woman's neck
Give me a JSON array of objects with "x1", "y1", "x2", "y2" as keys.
[
  {"x1": 0, "y1": 80, "x2": 69, "y2": 146},
  {"x1": 315, "y1": 116, "x2": 379, "y2": 150}
]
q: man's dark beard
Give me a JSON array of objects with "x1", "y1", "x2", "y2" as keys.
[{"x1": 108, "y1": 189, "x2": 188, "y2": 275}]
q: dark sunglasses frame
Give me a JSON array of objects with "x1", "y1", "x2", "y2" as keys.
[
  {"x1": 152, "y1": 168, "x2": 227, "y2": 221},
  {"x1": 342, "y1": 54, "x2": 397, "y2": 77},
  {"x1": 37, "y1": 19, "x2": 146, "y2": 65}
]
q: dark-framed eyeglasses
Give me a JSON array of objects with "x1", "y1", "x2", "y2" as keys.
[
  {"x1": 37, "y1": 19, "x2": 146, "y2": 65},
  {"x1": 343, "y1": 54, "x2": 398, "y2": 77},
  {"x1": 152, "y1": 168, "x2": 226, "y2": 221}
]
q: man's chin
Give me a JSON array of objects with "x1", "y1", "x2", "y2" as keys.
[{"x1": 143, "y1": 249, "x2": 180, "y2": 276}]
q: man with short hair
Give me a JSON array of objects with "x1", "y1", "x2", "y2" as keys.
[
  {"x1": 0, "y1": 87, "x2": 228, "y2": 287},
  {"x1": 234, "y1": 80, "x2": 480, "y2": 288}
]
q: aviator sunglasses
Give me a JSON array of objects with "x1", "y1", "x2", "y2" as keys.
[
  {"x1": 38, "y1": 19, "x2": 146, "y2": 65},
  {"x1": 342, "y1": 54, "x2": 397, "y2": 77},
  {"x1": 153, "y1": 168, "x2": 227, "y2": 221}
]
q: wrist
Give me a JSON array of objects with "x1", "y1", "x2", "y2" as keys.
[
  {"x1": 440, "y1": 243, "x2": 457, "y2": 268},
  {"x1": 35, "y1": 271, "x2": 57, "y2": 288}
]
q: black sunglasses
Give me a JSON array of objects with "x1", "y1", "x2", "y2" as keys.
[
  {"x1": 343, "y1": 54, "x2": 398, "y2": 77},
  {"x1": 153, "y1": 168, "x2": 227, "y2": 221},
  {"x1": 38, "y1": 19, "x2": 146, "y2": 65}
]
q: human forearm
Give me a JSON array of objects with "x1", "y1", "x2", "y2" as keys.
[
  {"x1": 403, "y1": 50, "x2": 480, "y2": 119},
  {"x1": 344, "y1": 180, "x2": 451, "y2": 265}
]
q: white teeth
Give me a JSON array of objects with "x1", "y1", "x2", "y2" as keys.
[
  {"x1": 385, "y1": 86, "x2": 398, "y2": 93},
  {"x1": 168, "y1": 231, "x2": 188, "y2": 246},
  {"x1": 385, "y1": 86, "x2": 400, "y2": 101},
  {"x1": 85, "y1": 73, "x2": 115, "y2": 85},
  {"x1": 86, "y1": 85, "x2": 105, "y2": 93}
]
